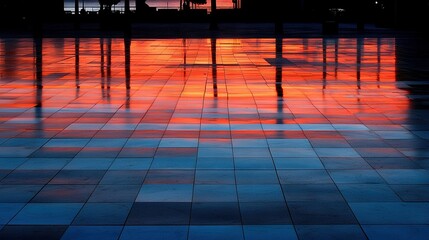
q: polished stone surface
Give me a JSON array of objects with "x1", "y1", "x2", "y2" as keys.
[{"x1": 1, "y1": 36, "x2": 429, "y2": 239}]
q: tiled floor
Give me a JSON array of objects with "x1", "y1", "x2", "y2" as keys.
[{"x1": 1, "y1": 36, "x2": 429, "y2": 239}]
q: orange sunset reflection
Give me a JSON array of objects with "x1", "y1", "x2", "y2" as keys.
[{"x1": 0, "y1": 37, "x2": 407, "y2": 130}]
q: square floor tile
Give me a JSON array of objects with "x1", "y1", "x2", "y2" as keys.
[
  {"x1": 109, "y1": 158, "x2": 152, "y2": 170},
  {"x1": 0, "y1": 225, "x2": 67, "y2": 240},
  {"x1": 289, "y1": 201, "x2": 357, "y2": 224},
  {"x1": 338, "y1": 184, "x2": 401, "y2": 202},
  {"x1": 193, "y1": 185, "x2": 237, "y2": 202},
  {"x1": 243, "y1": 225, "x2": 297, "y2": 240},
  {"x1": 144, "y1": 170, "x2": 194, "y2": 184},
  {"x1": 363, "y1": 225, "x2": 429, "y2": 240},
  {"x1": 73, "y1": 203, "x2": 132, "y2": 225},
  {"x1": 191, "y1": 202, "x2": 241, "y2": 225},
  {"x1": 282, "y1": 184, "x2": 344, "y2": 202},
  {"x1": 235, "y1": 170, "x2": 279, "y2": 184},
  {"x1": 88, "y1": 185, "x2": 140, "y2": 203},
  {"x1": 120, "y1": 226, "x2": 188, "y2": 240},
  {"x1": 237, "y1": 184, "x2": 284, "y2": 202},
  {"x1": 240, "y1": 202, "x2": 292, "y2": 225},
  {"x1": 10, "y1": 203, "x2": 83, "y2": 225},
  {"x1": 234, "y1": 157, "x2": 275, "y2": 169},
  {"x1": 0, "y1": 185, "x2": 43, "y2": 202},
  {"x1": 100, "y1": 170, "x2": 146, "y2": 185},
  {"x1": 196, "y1": 157, "x2": 234, "y2": 169},
  {"x1": 350, "y1": 202, "x2": 429, "y2": 224},
  {"x1": 50, "y1": 170, "x2": 106, "y2": 184},
  {"x1": 32, "y1": 185, "x2": 96, "y2": 203},
  {"x1": 126, "y1": 202, "x2": 191, "y2": 225},
  {"x1": 189, "y1": 226, "x2": 243, "y2": 240},
  {"x1": 295, "y1": 225, "x2": 367, "y2": 240},
  {"x1": 0, "y1": 203, "x2": 25, "y2": 224},
  {"x1": 391, "y1": 184, "x2": 429, "y2": 201},
  {"x1": 278, "y1": 170, "x2": 333, "y2": 184},
  {"x1": 62, "y1": 226, "x2": 123, "y2": 240},
  {"x1": 136, "y1": 184, "x2": 193, "y2": 202},
  {"x1": 377, "y1": 169, "x2": 429, "y2": 184},
  {"x1": 329, "y1": 170, "x2": 385, "y2": 184},
  {"x1": 195, "y1": 170, "x2": 235, "y2": 184},
  {"x1": 274, "y1": 157, "x2": 324, "y2": 169}
]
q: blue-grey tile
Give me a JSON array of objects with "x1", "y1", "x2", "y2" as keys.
[
  {"x1": 377, "y1": 169, "x2": 429, "y2": 184},
  {"x1": 315, "y1": 148, "x2": 361, "y2": 158},
  {"x1": 363, "y1": 225, "x2": 429, "y2": 240},
  {"x1": 289, "y1": 201, "x2": 358, "y2": 224},
  {"x1": 100, "y1": 170, "x2": 146, "y2": 185},
  {"x1": 32, "y1": 184, "x2": 96, "y2": 203},
  {"x1": 0, "y1": 158, "x2": 27, "y2": 170},
  {"x1": 88, "y1": 185, "x2": 140, "y2": 203},
  {"x1": 0, "y1": 185, "x2": 43, "y2": 202},
  {"x1": 120, "y1": 226, "x2": 188, "y2": 240},
  {"x1": 338, "y1": 184, "x2": 401, "y2": 202},
  {"x1": 391, "y1": 184, "x2": 429, "y2": 201},
  {"x1": 240, "y1": 202, "x2": 292, "y2": 224},
  {"x1": 0, "y1": 203, "x2": 25, "y2": 224},
  {"x1": 193, "y1": 185, "x2": 237, "y2": 202},
  {"x1": 282, "y1": 184, "x2": 344, "y2": 202},
  {"x1": 10, "y1": 203, "x2": 83, "y2": 225},
  {"x1": 17, "y1": 158, "x2": 70, "y2": 170},
  {"x1": 274, "y1": 157, "x2": 324, "y2": 169},
  {"x1": 136, "y1": 184, "x2": 193, "y2": 202},
  {"x1": 196, "y1": 157, "x2": 234, "y2": 169},
  {"x1": 296, "y1": 225, "x2": 367, "y2": 240},
  {"x1": 0, "y1": 225, "x2": 67, "y2": 240},
  {"x1": 278, "y1": 170, "x2": 333, "y2": 184},
  {"x1": 235, "y1": 170, "x2": 279, "y2": 184},
  {"x1": 191, "y1": 202, "x2": 241, "y2": 225},
  {"x1": 62, "y1": 226, "x2": 122, "y2": 240},
  {"x1": 234, "y1": 147, "x2": 271, "y2": 158},
  {"x1": 195, "y1": 170, "x2": 235, "y2": 184},
  {"x1": 237, "y1": 184, "x2": 284, "y2": 202},
  {"x1": 126, "y1": 202, "x2": 191, "y2": 225},
  {"x1": 150, "y1": 157, "x2": 196, "y2": 169},
  {"x1": 189, "y1": 226, "x2": 244, "y2": 240},
  {"x1": 329, "y1": 170, "x2": 385, "y2": 184},
  {"x1": 109, "y1": 158, "x2": 152, "y2": 170},
  {"x1": 159, "y1": 138, "x2": 198, "y2": 147},
  {"x1": 270, "y1": 148, "x2": 318, "y2": 158},
  {"x1": 350, "y1": 202, "x2": 429, "y2": 224},
  {"x1": 244, "y1": 225, "x2": 298, "y2": 240},
  {"x1": 234, "y1": 157, "x2": 274, "y2": 169},
  {"x1": 73, "y1": 203, "x2": 132, "y2": 225},
  {"x1": 198, "y1": 148, "x2": 233, "y2": 158},
  {"x1": 320, "y1": 157, "x2": 371, "y2": 169},
  {"x1": 63, "y1": 158, "x2": 115, "y2": 170}
]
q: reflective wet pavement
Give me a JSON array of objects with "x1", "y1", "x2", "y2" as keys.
[{"x1": 1, "y1": 37, "x2": 429, "y2": 239}]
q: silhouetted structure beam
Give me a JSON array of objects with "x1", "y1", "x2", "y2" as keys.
[
  {"x1": 209, "y1": 0, "x2": 218, "y2": 30},
  {"x1": 125, "y1": 0, "x2": 130, "y2": 14},
  {"x1": 75, "y1": 0, "x2": 79, "y2": 14}
]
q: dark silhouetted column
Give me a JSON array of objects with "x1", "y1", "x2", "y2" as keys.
[
  {"x1": 211, "y1": 38, "x2": 218, "y2": 97},
  {"x1": 210, "y1": 0, "x2": 218, "y2": 30},
  {"x1": 34, "y1": 37, "x2": 43, "y2": 90},
  {"x1": 125, "y1": 0, "x2": 130, "y2": 14},
  {"x1": 125, "y1": 37, "x2": 131, "y2": 90},
  {"x1": 275, "y1": 0, "x2": 284, "y2": 34},
  {"x1": 75, "y1": 38, "x2": 80, "y2": 89},
  {"x1": 125, "y1": 37, "x2": 131, "y2": 109},
  {"x1": 357, "y1": 38, "x2": 363, "y2": 90},
  {"x1": 322, "y1": 38, "x2": 327, "y2": 90},
  {"x1": 34, "y1": 37, "x2": 44, "y2": 127},
  {"x1": 275, "y1": 36, "x2": 284, "y2": 124}
]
